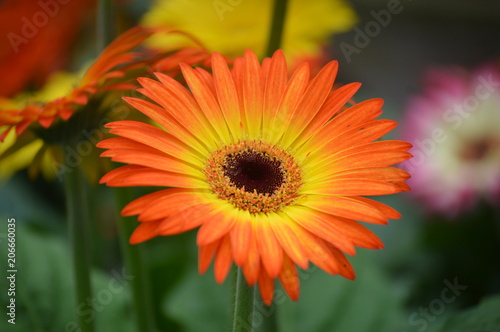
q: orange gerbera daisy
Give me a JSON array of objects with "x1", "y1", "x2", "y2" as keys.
[{"x1": 98, "y1": 49, "x2": 412, "y2": 304}]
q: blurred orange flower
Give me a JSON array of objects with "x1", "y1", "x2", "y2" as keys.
[{"x1": 0, "y1": 26, "x2": 153, "y2": 141}]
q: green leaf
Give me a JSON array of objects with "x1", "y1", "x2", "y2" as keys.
[
  {"x1": 275, "y1": 249, "x2": 406, "y2": 332},
  {"x1": 162, "y1": 262, "x2": 232, "y2": 332},
  {"x1": 436, "y1": 295, "x2": 500, "y2": 332},
  {"x1": 0, "y1": 225, "x2": 134, "y2": 332}
]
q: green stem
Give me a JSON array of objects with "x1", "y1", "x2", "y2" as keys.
[
  {"x1": 64, "y1": 166, "x2": 95, "y2": 332},
  {"x1": 265, "y1": 0, "x2": 289, "y2": 58},
  {"x1": 97, "y1": 0, "x2": 116, "y2": 52},
  {"x1": 115, "y1": 188, "x2": 157, "y2": 332},
  {"x1": 232, "y1": 268, "x2": 256, "y2": 332}
]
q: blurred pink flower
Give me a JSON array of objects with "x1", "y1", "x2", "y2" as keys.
[{"x1": 400, "y1": 62, "x2": 500, "y2": 217}]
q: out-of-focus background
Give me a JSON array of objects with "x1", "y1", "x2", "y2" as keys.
[{"x1": 1, "y1": 0, "x2": 500, "y2": 331}]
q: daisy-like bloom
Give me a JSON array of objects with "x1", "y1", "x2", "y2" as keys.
[
  {"x1": 0, "y1": 27, "x2": 160, "y2": 181},
  {"x1": 98, "y1": 50, "x2": 412, "y2": 304},
  {"x1": 0, "y1": 26, "x2": 153, "y2": 141},
  {"x1": 0, "y1": 72, "x2": 79, "y2": 180},
  {"x1": 142, "y1": 0, "x2": 357, "y2": 66},
  {"x1": 400, "y1": 64, "x2": 500, "y2": 217}
]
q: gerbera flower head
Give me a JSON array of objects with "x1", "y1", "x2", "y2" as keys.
[
  {"x1": 0, "y1": 72, "x2": 79, "y2": 180},
  {"x1": 0, "y1": 27, "x2": 158, "y2": 181},
  {"x1": 400, "y1": 63, "x2": 500, "y2": 217},
  {"x1": 142, "y1": 0, "x2": 357, "y2": 66},
  {"x1": 98, "y1": 49, "x2": 412, "y2": 304},
  {"x1": 0, "y1": 27, "x2": 154, "y2": 141}
]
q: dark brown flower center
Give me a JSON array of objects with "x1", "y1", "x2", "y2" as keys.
[
  {"x1": 204, "y1": 141, "x2": 302, "y2": 214},
  {"x1": 223, "y1": 151, "x2": 284, "y2": 195}
]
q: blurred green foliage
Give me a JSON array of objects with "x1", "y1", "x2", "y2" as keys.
[{"x1": 1, "y1": 171, "x2": 499, "y2": 332}]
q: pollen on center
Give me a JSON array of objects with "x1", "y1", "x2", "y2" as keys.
[{"x1": 204, "y1": 141, "x2": 302, "y2": 214}]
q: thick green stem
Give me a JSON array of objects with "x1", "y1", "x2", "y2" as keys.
[
  {"x1": 64, "y1": 166, "x2": 95, "y2": 332},
  {"x1": 265, "y1": 0, "x2": 289, "y2": 58},
  {"x1": 232, "y1": 268, "x2": 256, "y2": 332},
  {"x1": 97, "y1": 0, "x2": 116, "y2": 51},
  {"x1": 115, "y1": 188, "x2": 157, "y2": 332}
]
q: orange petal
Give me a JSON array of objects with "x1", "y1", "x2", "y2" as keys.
[
  {"x1": 196, "y1": 205, "x2": 238, "y2": 246},
  {"x1": 214, "y1": 235, "x2": 233, "y2": 284},
  {"x1": 278, "y1": 255, "x2": 300, "y2": 301},
  {"x1": 156, "y1": 204, "x2": 218, "y2": 235},
  {"x1": 331, "y1": 217, "x2": 384, "y2": 249},
  {"x1": 301, "y1": 233, "x2": 344, "y2": 276},
  {"x1": 285, "y1": 206, "x2": 356, "y2": 256},
  {"x1": 301, "y1": 195, "x2": 389, "y2": 224},
  {"x1": 297, "y1": 82, "x2": 362, "y2": 144},
  {"x1": 229, "y1": 211, "x2": 253, "y2": 265},
  {"x1": 121, "y1": 188, "x2": 193, "y2": 216},
  {"x1": 136, "y1": 77, "x2": 209, "y2": 136},
  {"x1": 199, "y1": 240, "x2": 219, "y2": 275},
  {"x1": 262, "y1": 50, "x2": 287, "y2": 129},
  {"x1": 240, "y1": 49, "x2": 263, "y2": 137},
  {"x1": 104, "y1": 120, "x2": 203, "y2": 160},
  {"x1": 212, "y1": 52, "x2": 241, "y2": 136},
  {"x1": 353, "y1": 197, "x2": 402, "y2": 220},
  {"x1": 180, "y1": 63, "x2": 230, "y2": 140},
  {"x1": 329, "y1": 140, "x2": 413, "y2": 164},
  {"x1": 254, "y1": 214, "x2": 283, "y2": 278},
  {"x1": 100, "y1": 165, "x2": 207, "y2": 188},
  {"x1": 316, "y1": 167, "x2": 411, "y2": 186},
  {"x1": 194, "y1": 67, "x2": 216, "y2": 95},
  {"x1": 270, "y1": 63, "x2": 310, "y2": 141},
  {"x1": 333, "y1": 150, "x2": 412, "y2": 170},
  {"x1": 241, "y1": 237, "x2": 260, "y2": 286},
  {"x1": 231, "y1": 57, "x2": 247, "y2": 131},
  {"x1": 333, "y1": 119, "x2": 398, "y2": 149},
  {"x1": 123, "y1": 96, "x2": 207, "y2": 152},
  {"x1": 302, "y1": 178, "x2": 404, "y2": 196},
  {"x1": 281, "y1": 60, "x2": 338, "y2": 146},
  {"x1": 138, "y1": 191, "x2": 208, "y2": 222},
  {"x1": 268, "y1": 213, "x2": 309, "y2": 269},
  {"x1": 257, "y1": 266, "x2": 275, "y2": 306},
  {"x1": 326, "y1": 243, "x2": 356, "y2": 280},
  {"x1": 83, "y1": 26, "x2": 152, "y2": 85},
  {"x1": 307, "y1": 119, "x2": 398, "y2": 163},
  {"x1": 102, "y1": 148, "x2": 202, "y2": 177},
  {"x1": 129, "y1": 220, "x2": 161, "y2": 244},
  {"x1": 308, "y1": 147, "x2": 412, "y2": 177},
  {"x1": 299, "y1": 98, "x2": 385, "y2": 156}
]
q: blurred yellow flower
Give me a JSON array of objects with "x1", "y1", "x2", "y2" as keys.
[{"x1": 142, "y1": 0, "x2": 357, "y2": 63}]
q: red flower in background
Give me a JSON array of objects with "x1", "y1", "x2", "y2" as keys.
[{"x1": 0, "y1": 0, "x2": 96, "y2": 97}]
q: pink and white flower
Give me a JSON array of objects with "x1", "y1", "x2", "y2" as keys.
[{"x1": 400, "y1": 63, "x2": 500, "y2": 217}]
